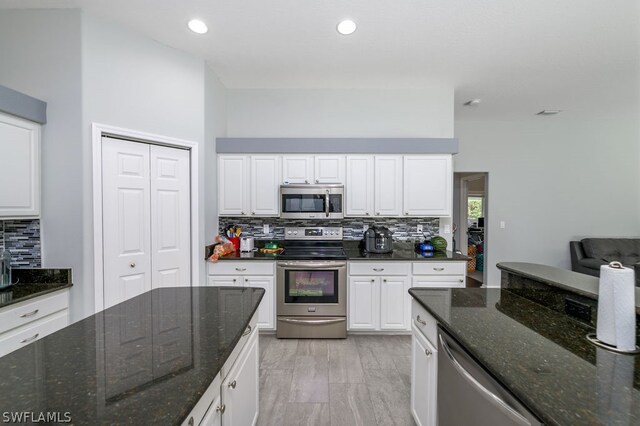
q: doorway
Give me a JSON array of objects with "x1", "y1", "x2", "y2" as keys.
[{"x1": 454, "y1": 172, "x2": 488, "y2": 287}]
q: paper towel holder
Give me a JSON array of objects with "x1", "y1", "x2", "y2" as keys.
[
  {"x1": 586, "y1": 333, "x2": 640, "y2": 354},
  {"x1": 609, "y1": 261, "x2": 624, "y2": 269}
]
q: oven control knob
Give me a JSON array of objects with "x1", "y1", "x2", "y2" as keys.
[
  {"x1": 293, "y1": 231, "x2": 298, "y2": 235},
  {"x1": 287, "y1": 231, "x2": 292, "y2": 235}
]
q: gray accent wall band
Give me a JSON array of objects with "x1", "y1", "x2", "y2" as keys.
[
  {"x1": 216, "y1": 138, "x2": 458, "y2": 154},
  {"x1": 0, "y1": 85, "x2": 47, "y2": 124}
]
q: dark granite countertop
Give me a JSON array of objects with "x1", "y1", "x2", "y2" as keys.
[
  {"x1": 498, "y1": 262, "x2": 640, "y2": 315},
  {"x1": 0, "y1": 268, "x2": 72, "y2": 309},
  {"x1": 0, "y1": 286, "x2": 264, "y2": 425},
  {"x1": 409, "y1": 287, "x2": 640, "y2": 426}
]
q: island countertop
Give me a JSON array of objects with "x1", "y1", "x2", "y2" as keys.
[
  {"x1": 409, "y1": 287, "x2": 640, "y2": 426},
  {"x1": 0, "y1": 286, "x2": 264, "y2": 425}
]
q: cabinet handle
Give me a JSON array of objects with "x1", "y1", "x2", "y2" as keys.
[
  {"x1": 376, "y1": 212, "x2": 380, "y2": 216},
  {"x1": 187, "y1": 416, "x2": 194, "y2": 426},
  {"x1": 20, "y1": 333, "x2": 39, "y2": 344},
  {"x1": 228, "y1": 380, "x2": 237, "y2": 389},
  {"x1": 215, "y1": 404, "x2": 226, "y2": 414},
  {"x1": 383, "y1": 279, "x2": 387, "y2": 282},
  {"x1": 240, "y1": 211, "x2": 245, "y2": 215},
  {"x1": 433, "y1": 267, "x2": 445, "y2": 271},
  {"x1": 315, "y1": 179, "x2": 319, "y2": 183},
  {"x1": 242, "y1": 325, "x2": 252, "y2": 336},
  {"x1": 252, "y1": 211, "x2": 255, "y2": 215},
  {"x1": 130, "y1": 262, "x2": 136, "y2": 268},
  {"x1": 235, "y1": 268, "x2": 247, "y2": 272},
  {"x1": 370, "y1": 279, "x2": 375, "y2": 282},
  {"x1": 20, "y1": 309, "x2": 39, "y2": 318},
  {"x1": 459, "y1": 279, "x2": 464, "y2": 283},
  {"x1": 305, "y1": 180, "x2": 309, "y2": 184},
  {"x1": 405, "y1": 212, "x2": 409, "y2": 215},
  {"x1": 232, "y1": 278, "x2": 237, "y2": 282},
  {"x1": 373, "y1": 268, "x2": 384, "y2": 272},
  {"x1": 365, "y1": 212, "x2": 370, "y2": 216},
  {"x1": 416, "y1": 315, "x2": 426, "y2": 326},
  {"x1": 425, "y1": 348, "x2": 432, "y2": 357}
]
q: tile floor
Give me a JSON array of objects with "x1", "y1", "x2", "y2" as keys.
[{"x1": 257, "y1": 334, "x2": 416, "y2": 426}]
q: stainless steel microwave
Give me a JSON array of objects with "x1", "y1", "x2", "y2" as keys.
[{"x1": 280, "y1": 184, "x2": 344, "y2": 219}]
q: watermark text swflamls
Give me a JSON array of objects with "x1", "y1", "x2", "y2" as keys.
[{"x1": 2, "y1": 412, "x2": 71, "y2": 423}]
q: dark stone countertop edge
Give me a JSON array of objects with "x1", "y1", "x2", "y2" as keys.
[
  {"x1": 408, "y1": 288, "x2": 557, "y2": 426},
  {"x1": 0, "y1": 283, "x2": 73, "y2": 310},
  {"x1": 497, "y1": 261, "x2": 640, "y2": 314}
]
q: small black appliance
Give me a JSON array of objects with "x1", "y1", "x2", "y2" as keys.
[{"x1": 364, "y1": 226, "x2": 393, "y2": 254}]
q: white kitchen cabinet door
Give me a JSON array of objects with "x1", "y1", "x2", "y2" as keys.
[
  {"x1": 348, "y1": 277, "x2": 379, "y2": 330},
  {"x1": 243, "y1": 275, "x2": 275, "y2": 330},
  {"x1": 314, "y1": 155, "x2": 345, "y2": 184},
  {"x1": 374, "y1": 156, "x2": 402, "y2": 216},
  {"x1": 404, "y1": 155, "x2": 452, "y2": 217},
  {"x1": 380, "y1": 276, "x2": 410, "y2": 330},
  {"x1": 345, "y1": 155, "x2": 374, "y2": 217},
  {"x1": 411, "y1": 325, "x2": 437, "y2": 426},
  {"x1": 150, "y1": 145, "x2": 191, "y2": 288},
  {"x1": 282, "y1": 155, "x2": 313, "y2": 184},
  {"x1": 207, "y1": 275, "x2": 242, "y2": 287},
  {"x1": 200, "y1": 392, "x2": 223, "y2": 426},
  {"x1": 218, "y1": 155, "x2": 249, "y2": 216},
  {"x1": 102, "y1": 137, "x2": 152, "y2": 309},
  {"x1": 0, "y1": 112, "x2": 40, "y2": 217},
  {"x1": 250, "y1": 155, "x2": 280, "y2": 216},
  {"x1": 222, "y1": 328, "x2": 259, "y2": 426}
]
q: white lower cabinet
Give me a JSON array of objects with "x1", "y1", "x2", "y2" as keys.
[
  {"x1": 380, "y1": 276, "x2": 410, "y2": 330},
  {"x1": 348, "y1": 275, "x2": 410, "y2": 331},
  {"x1": 183, "y1": 318, "x2": 259, "y2": 426},
  {"x1": 207, "y1": 262, "x2": 275, "y2": 330},
  {"x1": 411, "y1": 322, "x2": 437, "y2": 426}
]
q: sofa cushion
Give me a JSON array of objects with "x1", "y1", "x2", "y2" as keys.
[{"x1": 581, "y1": 238, "x2": 640, "y2": 262}]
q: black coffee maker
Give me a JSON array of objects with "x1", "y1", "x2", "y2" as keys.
[{"x1": 364, "y1": 226, "x2": 393, "y2": 254}]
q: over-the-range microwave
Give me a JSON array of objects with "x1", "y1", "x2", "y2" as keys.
[{"x1": 279, "y1": 184, "x2": 344, "y2": 219}]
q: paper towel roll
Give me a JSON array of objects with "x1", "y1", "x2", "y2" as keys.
[{"x1": 597, "y1": 262, "x2": 636, "y2": 351}]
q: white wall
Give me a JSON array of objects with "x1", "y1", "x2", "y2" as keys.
[
  {"x1": 0, "y1": 9, "x2": 84, "y2": 312},
  {"x1": 226, "y1": 88, "x2": 454, "y2": 138},
  {"x1": 454, "y1": 117, "x2": 640, "y2": 287},
  {"x1": 204, "y1": 66, "x2": 228, "y2": 242}
]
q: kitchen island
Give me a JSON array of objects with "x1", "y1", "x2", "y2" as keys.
[
  {"x1": 0, "y1": 286, "x2": 264, "y2": 425},
  {"x1": 409, "y1": 286, "x2": 640, "y2": 426}
]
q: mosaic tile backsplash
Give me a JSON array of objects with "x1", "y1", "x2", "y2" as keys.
[
  {"x1": 218, "y1": 217, "x2": 439, "y2": 241},
  {"x1": 0, "y1": 219, "x2": 41, "y2": 267}
]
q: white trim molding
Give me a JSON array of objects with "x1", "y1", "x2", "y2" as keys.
[{"x1": 91, "y1": 123, "x2": 200, "y2": 313}]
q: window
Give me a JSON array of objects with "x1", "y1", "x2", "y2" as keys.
[{"x1": 468, "y1": 196, "x2": 483, "y2": 220}]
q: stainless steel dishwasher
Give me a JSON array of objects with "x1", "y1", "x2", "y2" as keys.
[{"x1": 437, "y1": 327, "x2": 542, "y2": 426}]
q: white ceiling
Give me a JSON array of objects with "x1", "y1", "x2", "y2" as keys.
[{"x1": 2, "y1": 0, "x2": 639, "y2": 120}]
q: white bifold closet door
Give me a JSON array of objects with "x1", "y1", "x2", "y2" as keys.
[{"x1": 102, "y1": 137, "x2": 191, "y2": 309}]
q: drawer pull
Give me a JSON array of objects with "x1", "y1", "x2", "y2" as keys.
[
  {"x1": 235, "y1": 267, "x2": 247, "y2": 272},
  {"x1": 373, "y1": 268, "x2": 384, "y2": 272},
  {"x1": 228, "y1": 380, "x2": 237, "y2": 389},
  {"x1": 20, "y1": 309, "x2": 40, "y2": 318},
  {"x1": 20, "y1": 333, "x2": 39, "y2": 344},
  {"x1": 215, "y1": 404, "x2": 226, "y2": 414},
  {"x1": 242, "y1": 325, "x2": 252, "y2": 336},
  {"x1": 416, "y1": 315, "x2": 427, "y2": 326},
  {"x1": 433, "y1": 267, "x2": 445, "y2": 271},
  {"x1": 130, "y1": 262, "x2": 136, "y2": 268},
  {"x1": 187, "y1": 416, "x2": 194, "y2": 426},
  {"x1": 459, "y1": 279, "x2": 464, "y2": 283},
  {"x1": 425, "y1": 348, "x2": 432, "y2": 357}
]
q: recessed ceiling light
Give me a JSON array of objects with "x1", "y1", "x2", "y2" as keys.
[
  {"x1": 536, "y1": 109, "x2": 561, "y2": 115},
  {"x1": 463, "y1": 99, "x2": 481, "y2": 106},
  {"x1": 188, "y1": 19, "x2": 208, "y2": 34},
  {"x1": 337, "y1": 20, "x2": 357, "y2": 35}
]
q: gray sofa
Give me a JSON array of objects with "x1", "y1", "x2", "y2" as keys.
[{"x1": 570, "y1": 238, "x2": 640, "y2": 286}]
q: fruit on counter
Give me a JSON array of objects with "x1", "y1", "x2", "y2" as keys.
[{"x1": 430, "y1": 236, "x2": 448, "y2": 252}]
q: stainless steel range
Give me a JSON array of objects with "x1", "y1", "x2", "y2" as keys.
[{"x1": 276, "y1": 227, "x2": 347, "y2": 339}]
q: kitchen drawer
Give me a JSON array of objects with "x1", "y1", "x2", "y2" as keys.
[
  {"x1": 208, "y1": 261, "x2": 274, "y2": 276},
  {"x1": 412, "y1": 276, "x2": 465, "y2": 288},
  {"x1": 221, "y1": 311, "x2": 258, "y2": 379},
  {"x1": 0, "y1": 290, "x2": 69, "y2": 335},
  {"x1": 349, "y1": 262, "x2": 410, "y2": 276},
  {"x1": 411, "y1": 299, "x2": 437, "y2": 346},
  {"x1": 0, "y1": 309, "x2": 69, "y2": 358},
  {"x1": 412, "y1": 261, "x2": 466, "y2": 276}
]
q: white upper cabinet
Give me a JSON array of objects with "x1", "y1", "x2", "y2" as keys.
[
  {"x1": 218, "y1": 155, "x2": 249, "y2": 216},
  {"x1": 0, "y1": 112, "x2": 40, "y2": 217},
  {"x1": 374, "y1": 155, "x2": 403, "y2": 217},
  {"x1": 345, "y1": 156, "x2": 374, "y2": 217},
  {"x1": 314, "y1": 155, "x2": 345, "y2": 184},
  {"x1": 403, "y1": 155, "x2": 452, "y2": 217},
  {"x1": 250, "y1": 155, "x2": 280, "y2": 216},
  {"x1": 282, "y1": 155, "x2": 313, "y2": 184}
]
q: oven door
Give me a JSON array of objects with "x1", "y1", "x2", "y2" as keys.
[
  {"x1": 280, "y1": 186, "x2": 343, "y2": 219},
  {"x1": 276, "y1": 261, "x2": 347, "y2": 317}
]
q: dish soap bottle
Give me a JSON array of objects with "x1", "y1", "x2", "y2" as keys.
[{"x1": 0, "y1": 250, "x2": 11, "y2": 289}]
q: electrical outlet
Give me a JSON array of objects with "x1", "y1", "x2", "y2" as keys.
[
  {"x1": 263, "y1": 224, "x2": 269, "y2": 234},
  {"x1": 363, "y1": 224, "x2": 368, "y2": 233},
  {"x1": 417, "y1": 224, "x2": 423, "y2": 233}
]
